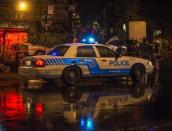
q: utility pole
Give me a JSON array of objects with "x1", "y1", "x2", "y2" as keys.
[{"x1": 102, "y1": 8, "x2": 107, "y2": 42}]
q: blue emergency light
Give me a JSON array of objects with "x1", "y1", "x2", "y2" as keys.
[
  {"x1": 81, "y1": 37, "x2": 95, "y2": 44},
  {"x1": 88, "y1": 37, "x2": 95, "y2": 43},
  {"x1": 80, "y1": 115, "x2": 94, "y2": 130},
  {"x1": 82, "y1": 38, "x2": 87, "y2": 42},
  {"x1": 52, "y1": 52, "x2": 57, "y2": 56}
]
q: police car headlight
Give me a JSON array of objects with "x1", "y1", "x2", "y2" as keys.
[{"x1": 146, "y1": 61, "x2": 152, "y2": 66}]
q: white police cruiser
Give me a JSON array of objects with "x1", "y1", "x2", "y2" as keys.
[{"x1": 19, "y1": 43, "x2": 153, "y2": 85}]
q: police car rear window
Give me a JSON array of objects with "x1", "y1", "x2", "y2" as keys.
[
  {"x1": 77, "y1": 46, "x2": 96, "y2": 57},
  {"x1": 47, "y1": 46, "x2": 69, "y2": 56}
]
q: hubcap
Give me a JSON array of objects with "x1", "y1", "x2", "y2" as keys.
[
  {"x1": 135, "y1": 69, "x2": 141, "y2": 76},
  {"x1": 134, "y1": 66, "x2": 143, "y2": 79},
  {"x1": 68, "y1": 71, "x2": 77, "y2": 80}
]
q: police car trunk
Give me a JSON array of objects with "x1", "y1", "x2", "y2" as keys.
[{"x1": 19, "y1": 55, "x2": 67, "y2": 79}]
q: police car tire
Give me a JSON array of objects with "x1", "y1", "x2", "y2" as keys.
[
  {"x1": 130, "y1": 64, "x2": 146, "y2": 83},
  {"x1": 61, "y1": 87, "x2": 81, "y2": 103},
  {"x1": 62, "y1": 67, "x2": 81, "y2": 86},
  {"x1": 130, "y1": 83, "x2": 145, "y2": 98}
]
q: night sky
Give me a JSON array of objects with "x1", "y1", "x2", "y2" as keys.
[
  {"x1": 77, "y1": 0, "x2": 172, "y2": 26},
  {"x1": 77, "y1": 0, "x2": 107, "y2": 23}
]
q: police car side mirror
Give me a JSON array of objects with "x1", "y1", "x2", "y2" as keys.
[
  {"x1": 115, "y1": 52, "x2": 120, "y2": 59},
  {"x1": 115, "y1": 49, "x2": 122, "y2": 58}
]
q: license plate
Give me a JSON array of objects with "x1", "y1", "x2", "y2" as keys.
[{"x1": 25, "y1": 61, "x2": 32, "y2": 66}]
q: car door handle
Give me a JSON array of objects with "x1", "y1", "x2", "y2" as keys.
[{"x1": 101, "y1": 59, "x2": 107, "y2": 62}]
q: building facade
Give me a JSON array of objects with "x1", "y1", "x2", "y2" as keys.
[
  {"x1": 0, "y1": 0, "x2": 78, "y2": 45},
  {"x1": 0, "y1": 0, "x2": 77, "y2": 32}
]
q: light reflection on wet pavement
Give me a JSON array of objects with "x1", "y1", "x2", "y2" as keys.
[
  {"x1": 1, "y1": 55, "x2": 172, "y2": 131},
  {"x1": 0, "y1": 77, "x2": 171, "y2": 131}
]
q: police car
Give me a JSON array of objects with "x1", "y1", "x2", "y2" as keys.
[{"x1": 19, "y1": 43, "x2": 153, "y2": 85}]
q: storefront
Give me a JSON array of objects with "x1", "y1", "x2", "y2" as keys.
[{"x1": 0, "y1": 28, "x2": 28, "y2": 62}]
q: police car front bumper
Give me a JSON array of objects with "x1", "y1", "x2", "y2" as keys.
[
  {"x1": 18, "y1": 66, "x2": 63, "y2": 79},
  {"x1": 146, "y1": 64, "x2": 154, "y2": 74}
]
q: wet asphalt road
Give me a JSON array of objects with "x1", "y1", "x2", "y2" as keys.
[
  {"x1": 0, "y1": 76, "x2": 172, "y2": 131},
  {"x1": 0, "y1": 57, "x2": 172, "y2": 131}
]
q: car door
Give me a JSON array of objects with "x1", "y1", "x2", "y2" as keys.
[
  {"x1": 95, "y1": 45, "x2": 130, "y2": 75},
  {"x1": 76, "y1": 45, "x2": 100, "y2": 75}
]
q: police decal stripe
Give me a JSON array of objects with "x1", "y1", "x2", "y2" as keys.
[
  {"x1": 47, "y1": 59, "x2": 52, "y2": 65},
  {"x1": 45, "y1": 58, "x2": 52, "y2": 65},
  {"x1": 58, "y1": 58, "x2": 62, "y2": 65},
  {"x1": 45, "y1": 58, "x2": 64, "y2": 65},
  {"x1": 56, "y1": 58, "x2": 61, "y2": 65},
  {"x1": 49, "y1": 59, "x2": 54, "y2": 65},
  {"x1": 51, "y1": 58, "x2": 56, "y2": 65},
  {"x1": 53, "y1": 58, "x2": 59, "y2": 65},
  {"x1": 45, "y1": 59, "x2": 50, "y2": 65},
  {"x1": 59, "y1": 58, "x2": 64, "y2": 64},
  {"x1": 50, "y1": 58, "x2": 56, "y2": 65}
]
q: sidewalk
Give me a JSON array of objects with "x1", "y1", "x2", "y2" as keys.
[{"x1": 0, "y1": 72, "x2": 21, "y2": 87}]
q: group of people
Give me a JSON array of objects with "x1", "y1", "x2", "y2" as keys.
[
  {"x1": 138, "y1": 38, "x2": 163, "y2": 86},
  {"x1": 138, "y1": 38, "x2": 161, "y2": 61}
]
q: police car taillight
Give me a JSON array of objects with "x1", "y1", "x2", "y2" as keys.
[{"x1": 35, "y1": 59, "x2": 45, "y2": 67}]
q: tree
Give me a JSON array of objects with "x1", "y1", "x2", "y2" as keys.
[
  {"x1": 102, "y1": 0, "x2": 143, "y2": 39},
  {"x1": 141, "y1": 0, "x2": 172, "y2": 41}
]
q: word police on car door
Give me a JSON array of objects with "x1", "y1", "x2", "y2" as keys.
[{"x1": 109, "y1": 60, "x2": 129, "y2": 66}]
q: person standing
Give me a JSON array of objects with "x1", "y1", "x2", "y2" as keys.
[
  {"x1": 153, "y1": 42, "x2": 161, "y2": 58},
  {"x1": 139, "y1": 37, "x2": 151, "y2": 59}
]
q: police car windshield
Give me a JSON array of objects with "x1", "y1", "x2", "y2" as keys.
[{"x1": 47, "y1": 45, "x2": 69, "y2": 56}]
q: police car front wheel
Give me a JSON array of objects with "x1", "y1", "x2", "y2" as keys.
[
  {"x1": 62, "y1": 67, "x2": 81, "y2": 86},
  {"x1": 131, "y1": 64, "x2": 146, "y2": 83}
]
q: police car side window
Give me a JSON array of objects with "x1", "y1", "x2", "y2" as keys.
[
  {"x1": 47, "y1": 46, "x2": 69, "y2": 56},
  {"x1": 77, "y1": 46, "x2": 96, "y2": 57},
  {"x1": 96, "y1": 46, "x2": 116, "y2": 57}
]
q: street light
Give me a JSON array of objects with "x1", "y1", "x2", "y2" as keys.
[
  {"x1": 123, "y1": 23, "x2": 127, "y2": 45},
  {"x1": 123, "y1": 23, "x2": 127, "y2": 32},
  {"x1": 17, "y1": 1, "x2": 29, "y2": 12}
]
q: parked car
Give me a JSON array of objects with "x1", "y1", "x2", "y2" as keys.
[{"x1": 13, "y1": 43, "x2": 50, "y2": 56}]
